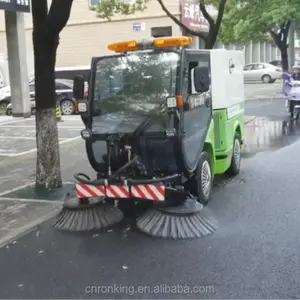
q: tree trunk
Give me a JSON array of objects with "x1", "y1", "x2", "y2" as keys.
[
  {"x1": 34, "y1": 32, "x2": 62, "y2": 189},
  {"x1": 280, "y1": 44, "x2": 289, "y2": 72},
  {"x1": 204, "y1": 37, "x2": 215, "y2": 49},
  {"x1": 204, "y1": 28, "x2": 217, "y2": 49}
]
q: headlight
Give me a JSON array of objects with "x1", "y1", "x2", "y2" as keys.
[
  {"x1": 77, "y1": 102, "x2": 88, "y2": 112},
  {"x1": 166, "y1": 97, "x2": 177, "y2": 108},
  {"x1": 81, "y1": 129, "x2": 91, "y2": 140}
]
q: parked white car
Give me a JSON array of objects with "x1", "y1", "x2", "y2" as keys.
[
  {"x1": 244, "y1": 62, "x2": 282, "y2": 83},
  {"x1": 6, "y1": 98, "x2": 36, "y2": 116}
]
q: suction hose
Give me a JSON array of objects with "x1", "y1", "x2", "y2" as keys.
[
  {"x1": 107, "y1": 155, "x2": 139, "y2": 180},
  {"x1": 74, "y1": 155, "x2": 139, "y2": 184}
]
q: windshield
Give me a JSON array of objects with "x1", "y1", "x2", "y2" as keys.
[{"x1": 91, "y1": 51, "x2": 179, "y2": 134}]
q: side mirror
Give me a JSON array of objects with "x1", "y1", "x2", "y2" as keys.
[
  {"x1": 193, "y1": 66, "x2": 210, "y2": 93},
  {"x1": 73, "y1": 75, "x2": 84, "y2": 99}
]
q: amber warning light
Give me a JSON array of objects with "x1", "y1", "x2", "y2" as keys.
[{"x1": 107, "y1": 36, "x2": 193, "y2": 53}]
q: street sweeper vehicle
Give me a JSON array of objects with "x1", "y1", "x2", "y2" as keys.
[{"x1": 53, "y1": 36, "x2": 245, "y2": 239}]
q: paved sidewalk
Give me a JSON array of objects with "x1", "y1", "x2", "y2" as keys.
[
  {"x1": 0, "y1": 200, "x2": 61, "y2": 248},
  {"x1": 0, "y1": 138, "x2": 93, "y2": 249}
]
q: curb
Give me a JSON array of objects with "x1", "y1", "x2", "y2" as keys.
[
  {"x1": 245, "y1": 95, "x2": 283, "y2": 101},
  {"x1": 0, "y1": 205, "x2": 61, "y2": 249}
]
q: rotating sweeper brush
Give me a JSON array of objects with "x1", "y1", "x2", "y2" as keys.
[
  {"x1": 52, "y1": 198, "x2": 124, "y2": 232},
  {"x1": 52, "y1": 174, "x2": 124, "y2": 231},
  {"x1": 136, "y1": 198, "x2": 218, "y2": 239}
]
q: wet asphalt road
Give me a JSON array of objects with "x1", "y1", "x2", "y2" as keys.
[{"x1": 2, "y1": 96, "x2": 300, "y2": 299}]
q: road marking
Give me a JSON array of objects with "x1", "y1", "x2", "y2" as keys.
[
  {"x1": 0, "y1": 197, "x2": 63, "y2": 204},
  {"x1": 0, "y1": 136, "x2": 68, "y2": 140},
  {"x1": 0, "y1": 182, "x2": 34, "y2": 197},
  {"x1": 0, "y1": 125, "x2": 83, "y2": 129},
  {"x1": 0, "y1": 180, "x2": 74, "y2": 197},
  {"x1": 0, "y1": 136, "x2": 81, "y2": 157},
  {"x1": 0, "y1": 118, "x2": 33, "y2": 125}
]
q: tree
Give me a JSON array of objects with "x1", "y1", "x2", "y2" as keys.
[
  {"x1": 95, "y1": 0, "x2": 228, "y2": 49},
  {"x1": 218, "y1": 0, "x2": 300, "y2": 71},
  {"x1": 32, "y1": 0, "x2": 74, "y2": 189}
]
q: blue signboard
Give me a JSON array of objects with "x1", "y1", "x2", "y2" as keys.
[
  {"x1": 133, "y1": 22, "x2": 145, "y2": 32},
  {"x1": 0, "y1": 0, "x2": 30, "y2": 13}
]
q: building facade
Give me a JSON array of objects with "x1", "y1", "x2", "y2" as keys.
[
  {"x1": 0, "y1": 0, "x2": 181, "y2": 69},
  {"x1": 0, "y1": 0, "x2": 280, "y2": 69}
]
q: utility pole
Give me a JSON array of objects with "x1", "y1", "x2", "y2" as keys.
[{"x1": 288, "y1": 21, "x2": 295, "y2": 71}]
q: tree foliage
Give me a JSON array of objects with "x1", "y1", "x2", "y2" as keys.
[
  {"x1": 95, "y1": 0, "x2": 228, "y2": 49},
  {"x1": 96, "y1": 0, "x2": 146, "y2": 20},
  {"x1": 218, "y1": 0, "x2": 300, "y2": 70}
]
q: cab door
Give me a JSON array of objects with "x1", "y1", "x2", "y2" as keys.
[{"x1": 181, "y1": 51, "x2": 212, "y2": 173}]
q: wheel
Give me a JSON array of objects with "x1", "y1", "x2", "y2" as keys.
[
  {"x1": 227, "y1": 133, "x2": 241, "y2": 176},
  {"x1": 0, "y1": 100, "x2": 9, "y2": 114},
  {"x1": 6, "y1": 108, "x2": 12, "y2": 116},
  {"x1": 262, "y1": 75, "x2": 272, "y2": 83},
  {"x1": 194, "y1": 151, "x2": 213, "y2": 205},
  {"x1": 60, "y1": 99, "x2": 75, "y2": 115}
]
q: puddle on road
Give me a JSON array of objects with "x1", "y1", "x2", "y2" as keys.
[{"x1": 243, "y1": 116, "x2": 300, "y2": 158}]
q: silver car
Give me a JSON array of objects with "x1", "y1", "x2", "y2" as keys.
[{"x1": 244, "y1": 63, "x2": 282, "y2": 83}]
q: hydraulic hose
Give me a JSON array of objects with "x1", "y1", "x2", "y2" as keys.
[{"x1": 107, "y1": 155, "x2": 139, "y2": 180}]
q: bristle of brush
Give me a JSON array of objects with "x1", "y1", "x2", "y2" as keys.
[
  {"x1": 136, "y1": 208, "x2": 218, "y2": 240},
  {"x1": 52, "y1": 202, "x2": 124, "y2": 231}
]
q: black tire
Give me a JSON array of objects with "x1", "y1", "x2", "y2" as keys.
[
  {"x1": 262, "y1": 75, "x2": 272, "y2": 83},
  {"x1": 60, "y1": 99, "x2": 75, "y2": 115},
  {"x1": 227, "y1": 133, "x2": 241, "y2": 176},
  {"x1": 0, "y1": 100, "x2": 9, "y2": 114},
  {"x1": 194, "y1": 151, "x2": 213, "y2": 205},
  {"x1": 6, "y1": 108, "x2": 12, "y2": 116}
]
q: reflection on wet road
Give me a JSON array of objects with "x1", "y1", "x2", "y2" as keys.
[{"x1": 243, "y1": 116, "x2": 300, "y2": 158}]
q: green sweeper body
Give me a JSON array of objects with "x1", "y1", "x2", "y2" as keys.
[{"x1": 73, "y1": 36, "x2": 245, "y2": 207}]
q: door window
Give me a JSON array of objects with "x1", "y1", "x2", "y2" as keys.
[
  {"x1": 253, "y1": 64, "x2": 264, "y2": 70},
  {"x1": 29, "y1": 84, "x2": 35, "y2": 93},
  {"x1": 182, "y1": 55, "x2": 212, "y2": 169}
]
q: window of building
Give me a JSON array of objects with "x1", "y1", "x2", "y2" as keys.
[
  {"x1": 89, "y1": 0, "x2": 100, "y2": 7},
  {"x1": 151, "y1": 26, "x2": 172, "y2": 38},
  {"x1": 89, "y1": 0, "x2": 136, "y2": 8}
]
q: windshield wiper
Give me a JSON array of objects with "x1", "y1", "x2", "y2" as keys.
[{"x1": 131, "y1": 102, "x2": 167, "y2": 138}]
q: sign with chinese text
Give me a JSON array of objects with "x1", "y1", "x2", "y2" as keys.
[
  {"x1": 180, "y1": 0, "x2": 216, "y2": 32},
  {"x1": 0, "y1": 0, "x2": 30, "y2": 13}
]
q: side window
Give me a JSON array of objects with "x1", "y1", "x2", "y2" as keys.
[
  {"x1": 188, "y1": 61, "x2": 199, "y2": 95},
  {"x1": 244, "y1": 64, "x2": 253, "y2": 71},
  {"x1": 256, "y1": 64, "x2": 264, "y2": 69},
  {"x1": 56, "y1": 82, "x2": 71, "y2": 90},
  {"x1": 55, "y1": 83, "x2": 63, "y2": 90},
  {"x1": 29, "y1": 84, "x2": 35, "y2": 93}
]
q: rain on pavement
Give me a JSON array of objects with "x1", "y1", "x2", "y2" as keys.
[{"x1": 2, "y1": 82, "x2": 300, "y2": 299}]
